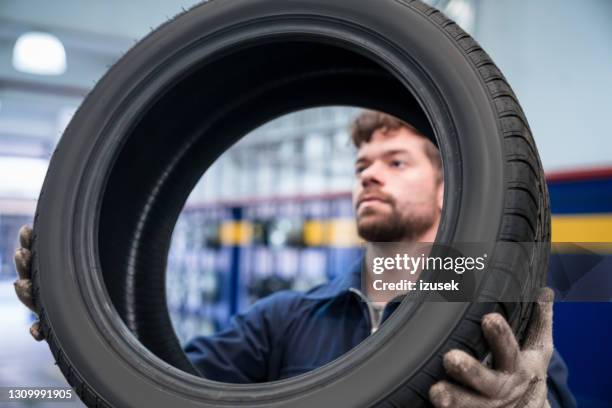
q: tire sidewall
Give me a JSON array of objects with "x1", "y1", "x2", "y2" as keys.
[{"x1": 35, "y1": 0, "x2": 505, "y2": 406}]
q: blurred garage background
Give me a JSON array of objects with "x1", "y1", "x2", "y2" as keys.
[{"x1": 0, "y1": 0, "x2": 610, "y2": 407}]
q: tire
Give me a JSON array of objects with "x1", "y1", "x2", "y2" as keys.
[{"x1": 30, "y1": 0, "x2": 550, "y2": 406}]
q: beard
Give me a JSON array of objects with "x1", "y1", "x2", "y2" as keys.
[{"x1": 356, "y1": 198, "x2": 437, "y2": 243}]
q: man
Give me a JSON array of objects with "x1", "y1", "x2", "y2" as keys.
[{"x1": 14, "y1": 111, "x2": 575, "y2": 407}]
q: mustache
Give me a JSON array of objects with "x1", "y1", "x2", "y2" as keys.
[{"x1": 356, "y1": 189, "x2": 394, "y2": 209}]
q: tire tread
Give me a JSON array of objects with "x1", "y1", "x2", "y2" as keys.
[{"x1": 31, "y1": 1, "x2": 551, "y2": 406}]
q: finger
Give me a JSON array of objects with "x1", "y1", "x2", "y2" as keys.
[
  {"x1": 442, "y1": 349, "x2": 507, "y2": 398},
  {"x1": 14, "y1": 279, "x2": 37, "y2": 312},
  {"x1": 14, "y1": 248, "x2": 32, "y2": 280},
  {"x1": 524, "y1": 287, "x2": 554, "y2": 352},
  {"x1": 482, "y1": 312, "x2": 520, "y2": 373},
  {"x1": 19, "y1": 225, "x2": 33, "y2": 249},
  {"x1": 30, "y1": 321, "x2": 44, "y2": 341},
  {"x1": 429, "y1": 380, "x2": 490, "y2": 408}
]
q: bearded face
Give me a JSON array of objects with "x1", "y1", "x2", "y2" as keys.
[
  {"x1": 353, "y1": 127, "x2": 443, "y2": 243},
  {"x1": 355, "y1": 186, "x2": 439, "y2": 242}
]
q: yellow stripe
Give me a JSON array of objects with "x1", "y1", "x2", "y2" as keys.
[
  {"x1": 218, "y1": 215, "x2": 612, "y2": 248},
  {"x1": 552, "y1": 214, "x2": 612, "y2": 242},
  {"x1": 220, "y1": 221, "x2": 253, "y2": 245},
  {"x1": 303, "y1": 219, "x2": 363, "y2": 247},
  {"x1": 326, "y1": 218, "x2": 362, "y2": 247},
  {"x1": 303, "y1": 220, "x2": 327, "y2": 247}
]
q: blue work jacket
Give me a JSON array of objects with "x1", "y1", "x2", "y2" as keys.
[{"x1": 184, "y1": 262, "x2": 576, "y2": 407}]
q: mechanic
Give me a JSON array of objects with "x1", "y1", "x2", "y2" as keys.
[{"x1": 14, "y1": 110, "x2": 576, "y2": 407}]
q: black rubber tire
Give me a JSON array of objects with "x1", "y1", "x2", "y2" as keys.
[{"x1": 30, "y1": 0, "x2": 550, "y2": 407}]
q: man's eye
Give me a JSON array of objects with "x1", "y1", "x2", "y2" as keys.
[
  {"x1": 391, "y1": 160, "x2": 406, "y2": 168},
  {"x1": 355, "y1": 166, "x2": 365, "y2": 174}
]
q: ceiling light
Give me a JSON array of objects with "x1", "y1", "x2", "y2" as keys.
[{"x1": 12, "y1": 32, "x2": 67, "y2": 76}]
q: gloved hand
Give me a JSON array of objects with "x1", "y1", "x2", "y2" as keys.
[
  {"x1": 429, "y1": 287, "x2": 555, "y2": 408},
  {"x1": 13, "y1": 225, "x2": 44, "y2": 341}
]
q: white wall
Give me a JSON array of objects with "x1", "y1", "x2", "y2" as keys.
[{"x1": 472, "y1": 0, "x2": 612, "y2": 171}]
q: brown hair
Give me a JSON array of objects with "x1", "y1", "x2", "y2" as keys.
[{"x1": 350, "y1": 110, "x2": 442, "y2": 183}]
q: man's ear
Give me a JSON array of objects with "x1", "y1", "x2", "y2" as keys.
[{"x1": 437, "y1": 180, "x2": 444, "y2": 213}]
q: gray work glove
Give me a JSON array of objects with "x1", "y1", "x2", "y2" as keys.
[
  {"x1": 429, "y1": 287, "x2": 555, "y2": 408},
  {"x1": 13, "y1": 225, "x2": 44, "y2": 341}
]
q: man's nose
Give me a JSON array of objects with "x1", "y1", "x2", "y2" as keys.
[{"x1": 359, "y1": 161, "x2": 384, "y2": 187}]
